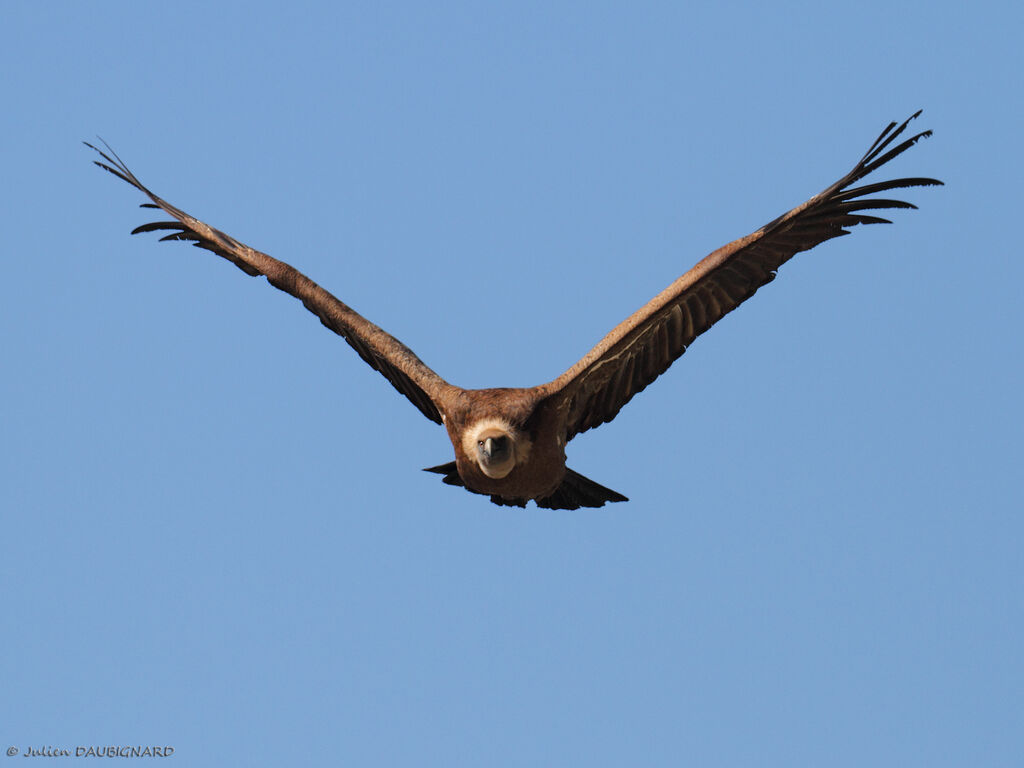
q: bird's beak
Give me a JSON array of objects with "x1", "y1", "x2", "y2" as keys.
[{"x1": 482, "y1": 436, "x2": 510, "y2": 462}]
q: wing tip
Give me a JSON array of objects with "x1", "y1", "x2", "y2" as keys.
[{"x1": 853, "y1": 110, "x2": 938, "y2": 183}]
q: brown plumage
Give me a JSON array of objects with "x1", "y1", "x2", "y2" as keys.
[{"x1": 88, "y1": 112, "x2": 940, "y2": 510}]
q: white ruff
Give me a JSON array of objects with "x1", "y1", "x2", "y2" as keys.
[{"x1": 462, "y1": 418, "x2": 532, "y2": 476}]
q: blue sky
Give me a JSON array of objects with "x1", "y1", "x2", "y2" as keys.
[{"x1": 2, "y1": 1, "x2": 1021, "y2": 765}]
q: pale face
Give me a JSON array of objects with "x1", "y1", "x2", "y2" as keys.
[{"x1": 473, "y1": 427, "x2": 516, "y2": 479}]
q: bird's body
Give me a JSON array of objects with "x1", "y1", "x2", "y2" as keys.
[
  {"x1": 90, "y1": 112, "x2": 940, "y2": 509},
  {"x1": 440, "y1": 389, "x2": 566, "y2": 501}
]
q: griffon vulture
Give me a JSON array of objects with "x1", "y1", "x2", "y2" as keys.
[{"x1": 89, "y1": 112, "x2": 940, "y2": 509}]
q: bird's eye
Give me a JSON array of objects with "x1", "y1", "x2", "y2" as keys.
[{"x1": 477, "y1": 440, "x2": 484, "y2": 446}]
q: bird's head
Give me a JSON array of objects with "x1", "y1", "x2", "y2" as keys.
[{"x1": 467, "y1": 422, "x2": 520, "y2": 479}]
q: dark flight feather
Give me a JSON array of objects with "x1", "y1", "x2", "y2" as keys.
[
  {"x1": 538, "y1": 112, "x2": 942, "y2": 440},
  {"x1": 86, "y1": 140, "x2": 451, "y2": 424}
]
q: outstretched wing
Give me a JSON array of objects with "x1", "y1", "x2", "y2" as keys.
[
  {"x1": 539, "y1": 112, "x2": 942, "y2": 440},
  {"x1": 88, "y1": 141, "x2": 451, "y2": 424}
]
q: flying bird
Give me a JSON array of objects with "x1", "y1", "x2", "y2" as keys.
[{"x1": 89, "y1": 112, "x2": 940, "y2": 510}]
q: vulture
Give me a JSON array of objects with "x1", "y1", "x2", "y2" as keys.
[{"x1": 89, "y1": 112, "x2": 940, "y2": 510}]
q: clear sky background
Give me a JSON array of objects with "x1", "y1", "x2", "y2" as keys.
[{"x1": 2, "y1": 1, "x2": 1021, "y2": 766}]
